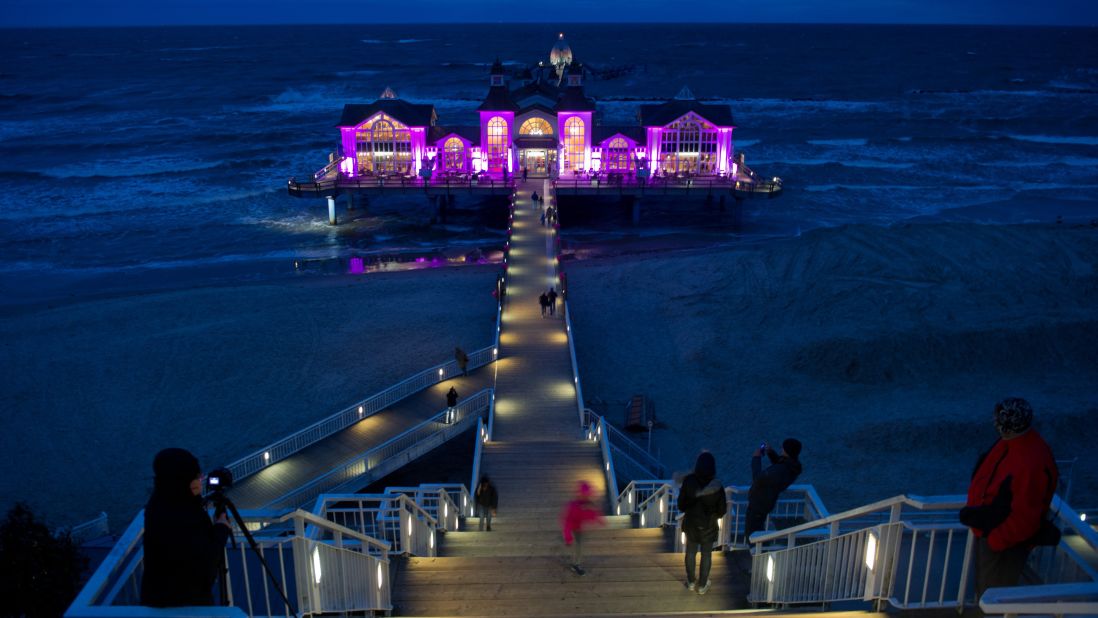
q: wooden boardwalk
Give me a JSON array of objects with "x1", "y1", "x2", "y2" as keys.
[{"x1": 227, "y1": 369, "x2": 494, "y2": 510}]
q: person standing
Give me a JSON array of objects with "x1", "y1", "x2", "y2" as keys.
[
  {"x1": 475, "y1": 475, "x2": 498, "y2": 531},
  {"x1": 745, "y1": 439, "x2": 803, "y2": 541},
  {"x1": 679, "y1": 451, "x2": 727, "y2": 595},
  {"x1": 960, "y1": 398, "x2": 1058, "y2": 600},
  {"x1": 445, "y1": 386, "x2": 459, "y2": 424},
  {"x1": 561, "y1": 481, "x2": 605, "y2": 576},
  {"x1": 522, "y1": 166, "x2": 529, "y2": 182},
  {"x1": 455, "y1": 346, "x2": 469, "y2": 376},
  {"x1": 539, "y1": 292, "x2": 549, "y2": 317},
  {"x1": 547, "y1": 287, "x2": 558, "y2": 316},
  {"x1": 141, "y1": 448, "x2": 231, "y2": 607}
]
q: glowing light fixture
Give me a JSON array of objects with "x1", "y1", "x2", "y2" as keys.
[
  {"x1": 438, "y1": 369, "x2": 444, "y2": 377},
  {"x1": 1081, "y1": 513, "x2": 1087, "y2": 522},
  {"x1": 312, "y1": 547, "x2": 322, "y2": 584},
  {"x1": 641, "y1": 513, "x2": 646, "y2": 526},
  {"x1": 681, "y1": 531, "x2": 686, "y2": 545},
  {"x1": 766, "y1": 556, "x2": 775, "y2": 582},
  {"x1": 659, "y1": 499, "x2": 664, "y2": 514},
  {"x1": 358, "y1": 405, "x2": 364, "y2": 416},
  {"x1": 865, "y1": 531, "x2": 878, "y2": 570},
  {"x1": 377, "y1": 563, "x2": 383, "y2": 589},
  {"x1": 429, "y1": 531, "x2": 435, "y2": 549},
  {"x1": 263, "y1": 451, "x2": 270, "y2": 462},
  {"x1": 443, "y1": 503, "x2": 448, "y2": 518}
]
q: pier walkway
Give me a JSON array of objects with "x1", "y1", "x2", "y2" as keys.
[{"x1": 391, "y1": 181, "x2": 751, "y2": 615}]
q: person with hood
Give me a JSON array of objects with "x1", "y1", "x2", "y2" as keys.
[
  {"x1": 475, "y1": 475, "x2": 499, "y2": 531},
  {"x1": 445, "y1": 386, "x2": 459, "y2": 424},
  {"x1": 141, "y1": 448, "x2": 231, "y2": 607},
  {"x1": 960, "y1": 398, "x2": 1058, "y2": 599},
  {"x1": 745, "y1": 438, "x2": 803, "y2": 541},
  {"x1": 561, "y1": 480, "x2": 605, "y2": 576},
  {"x1": 679, "y1": 451, "x2": 727, "y2": 594}
]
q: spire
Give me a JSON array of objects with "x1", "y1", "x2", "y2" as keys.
[
  {"x1": 379, "y1": 86, "x2": 398, "y2": 99},
  {"x1": 674, "y1": 86, "x2": 695, "y2": 100}
]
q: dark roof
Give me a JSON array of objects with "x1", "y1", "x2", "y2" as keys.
[
  {"x1": 637, "y1": 99, "x2": 734, "y2": 127},
  {"x1": 511, "y1": 80, "x2": 560, "y2": 104},
  {"x1": 490, "y1": 58, "x2": 505, "y2": 76},
  {"x1": 338, "y1": 100, "x2": 436, "y2": 128},
  {"x1": 429, "y1": 125, "x2": 480, "y2": 143},
  {"x1": 567, "y1": 61, "x2": 583, "y2": 76},
  {"x1": 593, "y1": 125, "x2": 645, "y2": 144},
  {"x1": 477, "y1": 85, "x2": 520, "y2": 112},
  {"x1": 555, "y1": 86, "x2": 596, "y2": 112},
  {"x1": 518, "y1": 102, "x2": 558, "y2": 116}
]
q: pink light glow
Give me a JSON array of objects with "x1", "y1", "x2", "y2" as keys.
[{"x1": 349, "y1": 257, "x2": 365, "y2": 274}]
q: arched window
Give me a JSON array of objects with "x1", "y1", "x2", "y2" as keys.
[
  {"x1": 354, "y1": 114, "x2": 412, "y2": 174},
  {"x1": 519, "y1": 117, "x2": 553, "y2": 136},
  {"x1": 487, "y1": 116, "x2": 508, "y2": 173},
  {"x1": 657, "y1": 115, "x2": 718, "y2": 175},
  {"x1": 563, "y1": 117, "x2": 585, "y2": 173},
  {"x1": 443, "y1": 137, "x2": 465, "y2": 172},
  {"x1": 603, "y1": 137, "x2": 633, "y2": 172}
]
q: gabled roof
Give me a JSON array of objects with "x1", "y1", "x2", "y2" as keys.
[
  {"x1": 637, "y1": 99, "x2": 734, "y2": 127},
  {"x1": 555, "y1": 86, "x2": 596, "y2": 112},
  {"x1": 511, "y1": 80, "x2": 561, "y2": 107},
  {"x1": 518, "y1": 102, "x2": 558, "y2": 116},
  {"x1": 477, "y1": 85, "x2": 520, "y2": 112},
  {"x1": 338, "y1": 100, "x2": 437, "y2": 128},
  {"x1": 593, "y1": 125, "x2": 645, "y2": 144},
  {"x1": 430, "y1": 125, "x2": 480, "y2": 143}
]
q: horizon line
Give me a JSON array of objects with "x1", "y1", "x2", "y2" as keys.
[{"x1": 3, "y1": 20, "x2": 1097, "y2": 29}]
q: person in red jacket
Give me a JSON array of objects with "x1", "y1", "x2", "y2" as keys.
[
  {"x1": 960, "y1": 398, "x2": 1058, "y2": 600},
  {"x1": 561, "y1": 480, "x2": 605, "y2": 576}
]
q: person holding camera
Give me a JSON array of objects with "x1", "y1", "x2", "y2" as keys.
[
  {"x1": 960, "y1": 398, "x2": 1058, "y2": 600},
  {"x1": 141, "y1": 448, "x2": 231, "y2": 608},
  {"x1": 745, "y1": 438, "x2": 803, "y2": 542}
]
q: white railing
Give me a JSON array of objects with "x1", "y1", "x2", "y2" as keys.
[
  {"x1": 381, "y1": 485, "x2": 465, "y2": 531},
  {"x1": 225, "y1": 346, "x2": 497, "y2": 483},
  {"x1": 585, "y1": 415, "x2": 620, "y2": 509},
  {"x1": 722, "y1": 484, "x2": 829, "y2": 549},
  {"x1": 470, "y1": 391, "x2": 496, "y2": 497},
  {"x1": 748, "y1": 493, "x2": 1098, "y2": 612},
  {"x1": 263, "y1": 388, "x2": 494, "y2": 510},
  {"x1": 980, "y1": 582, "x2": 1098, "y2": 617},
  {"x1": 67, "y1": 511, "x2": 110, "y2": 543},
  {"x1": 312, "y1": 493, "x2": 438, "y2": 557},
  {"x1": 67, "y1": 510, "x2": 391, "y2": 618},
  {"x1": 563, "y1": 302, "x2": 586, "y2": 428}
]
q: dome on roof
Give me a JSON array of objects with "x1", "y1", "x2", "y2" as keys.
[{"x1": 550, "y1": 33, "x2": 572, "y2": 68}]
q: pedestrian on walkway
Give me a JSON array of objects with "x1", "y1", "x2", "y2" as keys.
[
  {"x1": 960, "y1": 398, "x2": 1058, "y2": 600},
  {"x1": 445, "y1": 386, "x2": 459, "y2": 424},
  {"x1": 475, "y1": 475, "x2": 498, "y2": 531},
  {"x1": 561, "y1": 480, "x2": 605, "y2": 576},
  {"x1": 745, "y1": 439, "x2": 803, "y2": 541},
  {"x1": 531, "y1": 190, "x2": 539, "y2": 205},
  {"x1": 679, "y1": 451, "x2": 727, "y2": 595},
  {"x1": 455, "y1": 346, "x2": 469, "y2": 376},
  {"x1": 540, "y1": 210, "x2": 546, "y2": 227},
  {"x1": 539, "y1": 292, "x2": 550, "y2": 317},
  {"x1": 522, "y1": 167, "x2": 528, "y2": 182},
  {"x1": 547, "y1": 287, "x2": 558, "y2": 316}
]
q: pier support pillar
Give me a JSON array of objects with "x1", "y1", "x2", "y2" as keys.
[
  {"x1": 347, "y1": 193, "x2": 355, "y2": 211},
  {"x1": 327, "y1": 196, "x2": 337, "y2": 225},
  {"x1": 632, "y1": 198, "x2": 641, "y2": 225}
]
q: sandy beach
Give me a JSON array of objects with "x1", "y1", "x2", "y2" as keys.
[
  {"x1": 0, "y1": 267, "x2": 498, "y2": 528},
  {"x1": 567, "y1": 221, "x2": 1098, "y2": 511}
]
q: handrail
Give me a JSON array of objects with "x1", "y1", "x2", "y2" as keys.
[
  {"x1": 263, "y1": 388, "x2": 494, "y2": 510},
  {"x1": 66, "y1": 511, "x2": 109, "y2": 543},
  {"x1": 563, "y1": 302, "x2": 586, "y2": 428},
  {"x1": 225, "y1": 346, "x2": 496, "y2": 483},
  {"x1": 979, "y1": 582, "x2": 1098, "y2": 616}
]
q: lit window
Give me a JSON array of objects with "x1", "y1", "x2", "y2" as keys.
[
  {"x1": 487, "y1": 117, "x2": 508, "y2": 173},
  {"x1": 519, "y1": 118, "x2": 553, "y2": 136},
  {"x1": 603, "y1": 137, "x2": 633, "y2": 172},
  {"x1": 443, "y1": 137, "x2": 465, "y2": 172},
  {"x1": 355, "y1": 114, "x2": 412, "y2": 175},
  {"x1": 563, "y1": 117, "x2": 585, "y2": 173},
  {"x1": 657, "y1": 114, "x2": 717, "y2": 175}
]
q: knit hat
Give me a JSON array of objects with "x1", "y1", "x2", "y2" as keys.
[
  {"x1": 153, "y1": 447, "x2": 200, "y2": 493},
  {"x1": 994, "y1": 398, "x2": 1033, "y2": 436},
  {"x1": 782, "y1": 438, "x2": 803, "y2": 459}
]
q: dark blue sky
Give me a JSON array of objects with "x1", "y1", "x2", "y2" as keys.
[{"x1": 1, "y1": 0, "x2": 1096, "y2": 27}]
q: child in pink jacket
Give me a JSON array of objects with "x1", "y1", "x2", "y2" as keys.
[{"x1": 561, "y1": 480, "x2": 605, "y2": 576}]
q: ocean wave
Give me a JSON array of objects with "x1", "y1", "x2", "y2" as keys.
[
  {"x1": 361, "y1": 38, "x2": 433, "y2": 44},
  {"x1": 334, "y1": 69, "x2": 380, "y2": 78},
  {"x1": 734, "y1": 139, "x2": 760, "y2": 148},
  {"x1": 978, "y1": 156, "x2": 1098, "y2": 168},
  {"x1": 754, "y1": 158, "x2": 915, "y2": 170},
  {"x1": 41, "y1": 156, "x2": 223, "y2": 179},
  {"x1": 1006, "y1": 134, "x2": 1098, "y2": 146},
  {"x1": 807, "y1": 138, "x2": 869, "y2": 147},
  {"x1": 157, "y1": 46, "x2": 241, "y2": 52}
]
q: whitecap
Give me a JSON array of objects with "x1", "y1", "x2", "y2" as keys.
[
  {"x1": 1006, "y1": 134, "x2": 1098, "y2": 146},
  {"x1": 807, "y1": 138, "x2": 869, "y2": 147},
  {"x1": 734, "y1": 139, "x2": 760, "y2": 148}
]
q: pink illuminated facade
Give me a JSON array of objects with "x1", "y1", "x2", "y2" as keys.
[{"x1": 333, "y1": 36, "x2": 738, "y2": 181}]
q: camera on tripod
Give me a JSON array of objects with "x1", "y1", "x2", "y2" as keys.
[{"x1": 205, "y1": 467, "x2": 233, "y2": 517}]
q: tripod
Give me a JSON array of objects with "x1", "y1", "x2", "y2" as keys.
[{"x1": 210, "y1": 493, "x2": 297, "y2": 617}]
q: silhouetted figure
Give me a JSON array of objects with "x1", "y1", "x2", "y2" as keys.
[
  {"x1": 446, "y1": 386, "x2": 459, "y2": 423},
  {"x1": 141, "y1": 448, "x2": 230, "y2": 607},
  {"x1": 455, "y1": 346, "x2": 469, "y2": 376},
  {"x1": 960, "y1": 398, "x2": 1058, "y2": 600},
  {"x1": 531, "y1": 190, "x2": 539, "y2": 205},
  {"x1": 475, "y1": 475, "x2": 498, "y2": 531},
  {"x1": 522, "y1": 167, "x2": 529, "y2": 182},
  {"x1": 679, "y1": 451, "x2": 726, "y2": 595},
  {"x1": 745, "y1": 439, "x2": 803, "y2": 541},
  {"x1": 547, "y1": 287, "x2": 558, "y2": 316},
  {"x1": 539, "y1": 292, "x2": 550, "y2": 317},
  {"x1": 561, "y1": 481, "x2": 605, "y2": 576}
]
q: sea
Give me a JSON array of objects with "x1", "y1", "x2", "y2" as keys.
[{"x1": 2, "y1": 24, "x2": 1097, "y2": 305}]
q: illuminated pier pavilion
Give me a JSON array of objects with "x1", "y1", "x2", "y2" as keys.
[{"x1": 287, "y1": 34, "x2": 782, "y2": 224}]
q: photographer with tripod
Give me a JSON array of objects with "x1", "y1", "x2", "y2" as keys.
[{"x1": 141, "y1": 448, "x2": 230, "y2": 607}]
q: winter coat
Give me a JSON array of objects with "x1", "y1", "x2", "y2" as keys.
[
  {"x1": 747, "y1": 450, "x2": 802, "y2": 516},
  {"x1": 961, "y1": 430, "x2": 1058, "y2": 552},
  {"x1": 679, "y1": 473, "x2": 727, "y2": 545},
  {"x1": 141, "y1": 492, "x2": 230, "y2": 607},
  {"x1": 561, "y1": 498, "x2": 604, "y2": 545},
  {"x1": 475, "y1": 481, "x2": 498, "y2": 510},
  {"x1": 446, "y1": 389, "x2": 459, "y2": 407}
]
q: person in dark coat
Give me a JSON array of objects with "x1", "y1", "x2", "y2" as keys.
[
  {"x1": 475, "y1": 475, "x2": 499, "y2": 531},
  {"x1": 531, "y1": 190, "x2": 539, "y2": 205},
  {"x1": 454, "y1": 346, "x2": 469, "y2": 376},
  {"x1": 539, "y1": 292, "x2": 550, "y2": 317},
  {"x1": 141, "y1": 448, "x2": 230, "y2": 608},
  {"x1": 679, "y1": 451, "x2": 727, "y2": 595},
  {"x1": 446, "y1": 386, "x2": 459, "y2": 423},
  {"x1": 745, "y1": 438, "x2": 803, "y2": 542},
  {"x1": 547, "y1": 287, "x2": 558, "y2": 316}
]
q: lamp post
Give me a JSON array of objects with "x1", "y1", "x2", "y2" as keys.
[{"x1": 647, "y1": 419, "x2": 654, "y2": 454}]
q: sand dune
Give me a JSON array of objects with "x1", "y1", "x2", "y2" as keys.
[{"x1": 568, "y1": 222, "x2": 1098, "y2": 510}]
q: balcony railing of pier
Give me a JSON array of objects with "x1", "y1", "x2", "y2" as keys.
[
  {"x1": 551, "y1": 175, "x2": 782, "y2": 196},
  {"x1": 262, "y1": 388, "x2": 495, "y2": 510},
  {"x1": 65, "y1": 509, "x2": 391, "y2": 618},
  {"x1": 310, "y1": 492, "x2": 447, "y2": 557},
  {"x1": 224, "y1": 345, "x2": 497, "y2": 484},
  {"x1": 288, "y1": 174, "x2": 516, "y2": 196},
  {"x1": 747, "y1": 493, "x2": 1098, "y2": 612}
]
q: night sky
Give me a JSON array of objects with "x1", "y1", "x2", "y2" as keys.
[{"x1": 1, "y1": 0, "x2": 1096, "y2": 27}]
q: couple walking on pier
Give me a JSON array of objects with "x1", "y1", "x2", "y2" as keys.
[{"x1": 539, "y1": 288, "x2": 558, "y2": 317}]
